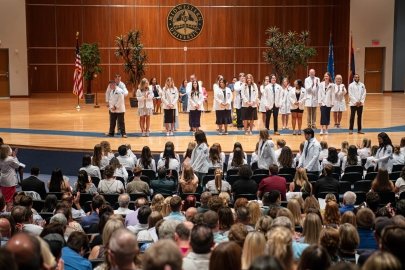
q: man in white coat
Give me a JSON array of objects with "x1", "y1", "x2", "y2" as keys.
[
  {"x1": 233, "y1": 73, "x2": 246, "y2": 129},
  {"x1": 299, "y1": 128, "x2": 321, "y2": 172},
  {"x1": 304, "y1": 69, "x2": 320, "y2": 129},
  {"x1": 263, "y1": 74, "x2": 282, "y2": 135},
  {"x1": 348, "y1": 74, "x2": 366, "y2": 134},
  {"x1": 106, "y1": 80, "x2": 127, "y2": 138},
  {"x1": 105, "y1": 74, "x2": 128, "y2": 135}
]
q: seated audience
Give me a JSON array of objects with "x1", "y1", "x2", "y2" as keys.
[
  {"x1": 73, "y1": 170, "x2": 97, "y2": 194},
  {"x1": 232, "y1": 165, "x2": 257, "y2": 196},
  {"x1": 142, "y1": 239, "x2": 183, "y2": 270},
  {"x1": 321, "y1": 147, "x2": 341, "y2": 169},
  {"x1": 289, "y1": 168, "x2": 312, "y2": 197},
  {"x1": 340, "y1": 191, "x2": 357, "y2": 214},
  {"x1": 126, "y1": 166, "x2": 150, "y2": 195},
  {"x1": 109, "y1": 156, "x2": 128, "y2": 183},
  {"x1": 209, "y1": 241, "x2": 242, "y2": 270},
  {"x1": 79, "y1": 154, "x2": 102, "y2": 179},
  {"x1": 338, "y1": 223, "x2": 359, "y2": 262},
  {"x1": 341, "y1": 145, "x2": 362, "y2": 171},
  {"x1": 179, "y1": 164, "x2": 199, "y2": 193},
  {"x1": 6, "y1": 232, "x2": 43, "y2": 270},
  {"x1": 356, "y1": 207, "x2": 377, "y2": 250},
  {"x1": 21, "y1": 166, "x2": 46, "y2": 199},
  {"x1": 127, "y1": 205, "x2": 152, "y2": 235},
  {"x1": 116, "y1": 144, "x2": 137, "y2": 171},
  {"x1": 150, "y1": 167, "x2": 176, "y2": 195},
  {"x1": 182, "y1": 225, "x2": 213, "y2": 270},
  {"x1": 114, "y1": 193, "x2": 134, "y2": 215},
  {"x1": 80, "y1": 195, "x2": 105, "y2": 230},
  {"x1": 164, "y1": 196, "x2": 186, "y2": 222},
  {"x1": 48, "y1": 168, "x2": 71, "y2": 193},
  {"x1": 205, "y1": 168, "x2": 231, "y2": 194},
  {"x1": 61, "y1": 231, "x2": 92, "y2": 270},
  {"x1": 314, "y1": 164, "x2": 339, "y2": 197},
  {"x1": 137, "y1": 145, "x2": 157, "y2": 172},
  {"x1": 394, "y1": 167, "x2": 405, "y2": 195},
  {"x1": 98, "y1": 165, "x2": 125, "y2": 194},
  {"x1": 257, "y1": 164, "x2": 287, "y2": 201},
  {"x1": 371, "y1": 169, "x2": 395, "y2": 192}
]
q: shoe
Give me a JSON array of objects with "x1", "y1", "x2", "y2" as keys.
[
  {"x1": 166, "y1": 132, "x2": 170, "y2": 136},
  {"x1": 349, "y1": 130, "x2": 353, "y2": 135},
  {"x1": 358, "y1": 131, "x2": 365, "y2": 134},
  {"x1": 325, "y1": 130, "x2": 329, "y2": 134},
  {"x1": 122, "y1": 134, "x2": 127, "y2": 138},
  {"x1": 274, "y1": 132, "x2": 280, "y2": 135},
  {"x1": 105, "y1": 133, "x2": 114, "y2": 137},
  {"x1": 141, "y1": 132, "x2": 145, "y2": 137},
  {"x1": 223, "y1": 132, "x2": 229, "y2": 135},
  {"x1": 298, "y1": 131, "x2": 302, "y2": 135},
  {"x1": 170, "y1": 131, "x2": 174, "y2": 136},
  {"x1": 245, "y1": 131, "x2": 249, "y2": 135},
  {"x1": 292, "y1": 130, "x2": 296, "y2": 135},
  {"x1": 249, "y1": 131, "x2": 253, "y2": 135},
  {"x1": 320, "y1": 130, "x2": 324, "y2": 135},
  {"x1": 218, "y1": 132, "x2": 223, "y2": 135},
  {"x1": 146, "y1": 132, "x2": 150, "y2": 137}
]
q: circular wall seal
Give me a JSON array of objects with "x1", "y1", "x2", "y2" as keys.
[{"x1": 167, "y1": 3, "x2": 204, "y2": 41}]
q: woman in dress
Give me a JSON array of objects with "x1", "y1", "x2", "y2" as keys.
[
  {"x1": 0, "y1": 144, "x2": 20, "y2": 210},
  {"x1": 280, "y1": 78, "x2": 292, "y2": 130},
  {"x1": 150, "y1": 77, "x2": 162, "y2": 114},
  {"x1": 161, "y1": 77, "x2": 179, "y2": 136},
  {"x1": 331, "y1": 74, "x2": 347, "y2": 128},
  {"x1": 290, "y1": 79, "x2": 306, "y2": 135},
  {"x1": 241, "y1": 74, "x2": 259, "y2": 135},
  {"x1": 188, "y1": 80, "x2": 204, "y2": 133},
  {"x1": 259, "y1": 76, "x2": 270, "y2": 128},
  {"x1": 179, "y1": 79, "x2": 188, "y2": 113},
  {"x1": 136, "y1": 78, "x2": 154, "y2": 137},
  {"x1": 318, "y1": 72, "x2": 335, "y2": 135},
  {"x1": 214, "y1": 79, "x2": 233, "y2": 135}
]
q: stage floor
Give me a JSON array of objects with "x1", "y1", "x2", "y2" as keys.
[{"x1": 1, "y1": 93, "x2": 405, "y2": 153}]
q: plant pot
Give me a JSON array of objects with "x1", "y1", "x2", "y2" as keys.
[
  {"x1": 129, "y1": 97, "x2": 138, "y2": 107},
  {"x1": 84, "y1": 93, "x2": 95, "y2": 104}
]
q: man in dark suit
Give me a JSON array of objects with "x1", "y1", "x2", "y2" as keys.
[
  {"x1": 257, "y1": 164, "x2": 287, "y2": 201},
  {"x1": 21, "y1": 167, "x2": 46, "y2": 199},
  {"x1": 313, "y1": 164, "x2": 339, "y2": 197}
]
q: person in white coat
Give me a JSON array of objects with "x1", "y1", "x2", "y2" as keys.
[
  {"x1": 331, "y1": 74, "x2": 347, "y2": 128},
  {"x1": 290, "y1": 79, "x2": 306, "y2": 135},
  {"x1": 262, "y1": 74, "x2": 282, "y2": 135},
  {"x1": 161, "y1": 77, "x2": 179, "y2": 136},
  {"x1": 191, "y1": 130, "x2": 210, "y2": 185},
  {"x1": 348, "y1": 74, "x2": 366, "y2": 134},
  {"x1": 188, "y1": 80, "x2": 204, "y2": 133},
  {"x1": 106, "y1": 80, "x2": 127, "y2": 138},
  {"x1": 318, "y1": 72, "x2": 335, "y2": 135},
  {"x1": 233, "y1": 73, "x2": 246, "y2": 129},
  {"x1": 136, "y1": 78, "x2": 154, "y2": 137},
  {"x1": 241, "y1": 74, "x2": 259, "y2": 135},
  {"x1": 280, "y1": 78, "x2": 292, "y2": 130},
  {"x1": 214, "y1": 79, "x2": 233, "y2": 135},
  {"x1": 257, "y1": 129, "x2": 276, "y2": 170},
  {"x1": 373, "y1": 132, "x2": 394, "y2": 173},
  {"x1": 299, "y1": 128, "x2": 321, "y2": 172},
  {"x1": 304, "y1": 69, "x2": 320, "y2": 129},
  {"x1": 259, "y1": 76, "x2": 270, "y2": 128}
]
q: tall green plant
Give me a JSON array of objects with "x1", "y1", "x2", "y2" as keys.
[
  {"x1": 263, "y1": 27, "x2": 316, "y2": 81},
  {"x1": 115, "y1": 30, "x2": 148, "y2": 97},
  {"x1": 80, "y1": 43, "x2": 102, "y2": 94}
]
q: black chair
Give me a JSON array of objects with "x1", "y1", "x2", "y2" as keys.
[
  {"x1": 251, "y1": 162, "x2": 258, "y2": 171},
  {"x1": 202, "y1": 175, "x2": 214, "y2": 187},
  {"x1": 234, "y1": 193, "x2": 257, "y2": 201},
  {"x1": 392, "y1": 164, "x2": 404, "y2": 172},
  {"x1": 180, "y1": 193, "x2": 201, "y2": 201},
  {"x1": 91, "y1": 177, "x2": 100, "y2": 187},
  {"x1": 280, "y1": 201, "x2": 288, "y2": 208},
  {"x1": 341, "y1": 172, "x2": 362, "y2": 183},
  {"x1": 254, "y1": 169, "x2": 269, "y2": 175},
  {"x1": 307, "y1": 173, "x2": 319, "y2": 182},
  {"x1": 83, "y1": 200, "x2": 93, "y2": 213},
  {"x1": 308, "y1": 171, "x2": 320, "y2": 177},
  {"x1": 378, "y1": 192, "x2": 396, "y2": 207},
  {"x1": 167, "y1": 170, "x2": 179, "y2": 182},
  {"x1": 279, "y1": 174, "x2": 294, "y2": 182},
  {"x1": 353, "y1": 180, "x2": 372, "y2": 192},
  {"x1": 366, "y1": 167, "x2": 376, "y2": 173},
  {"x1": 102, "y1": 194, "x2": 120, "y2": 206},
  {"x1": 129, "y1": 193, "x2": 148, "y2": 201},
  {"x1": 141, "y1": 169, "x2": 156, "y2": 181},
  {"x1": 339, "y1": 181, "x2": 352, "y2": 194},
  {"x1": 344, "y1": 165, "x2": 363, "y2": 174},
  {"x1": 41, "y1": 212, "x2": 54, "y2": 224},
  {"x1": 207, "y1": 167, "x2": 217, "y2": 175},
  {"x1": 361, "y1": 159, "x2": 367, "y2": 167},
  {"x1": 331, "y1": 173, "x2": 340, "y2": 181},
  {"x1": 251, "y1": 174, "x2": 268, "y2": 185},
  {"x1": 279, "y1": 167, "x2": 296, "y2": 176},
  {"x1": 227, "y1": 175, "x2": 240, "y2": 186},
  {"x1": 32, "y1": 200, "x2": 44, "y2": 212},
  {"x1": 364, "y1": 172, "x2": 378, "y2": 180},
  {"x1": 126, "y1": 170, "x2": 134, "y2": 179},
  {"x1": 354, "y1": 191, "x2": 367, "y2": 205},
  {"x1": 399, "y1": 192, "x2": 405, "y2": 201},
  {"x1": 390, "y1": 172, "x2": 401, "y2": 180},
  {"x1": 317, "y1": 192, "x2": 339, "y2": 200},
  {"x1": 140, "y1": 175, "x2": 150, "y2": 185},
  {"x1": 47, "y1": 192, "x2": 63, "y2": 200},
  {"x1": 116, "y1": 176, "x2": 125, "y2": 186},
  {"x1": 226, "y1": 168, "x2": 240, "y2": 177},
  {"x1": 79, "y1": 193, "x2": 94, "y2": 207},
  {"x1": 333, "y1": 166, "x2": 342, "y2": 175}
]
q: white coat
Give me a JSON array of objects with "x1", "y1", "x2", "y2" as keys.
[
  {"x1": 304, "y1": 76, "x2": 320, "y2": 107},
  {"x1": 348, "y1": 81, "x2": 366, "y2": 106},
  {"x1": 260, "y1": 83, "x2": 282, "y2": 112},
  {"x1": 188, "y1": 90, "x2": 204, "y2": 112},
  {"x1": 161, "y1": 87, "x2": 179, "y2": 110},
  {"x1": 318, "y1": 82, "x2": 335, "y2": 107},
  {"x1": 136, "y1": 88, "x2": 154, "y2": 109},
  {"x1": 290, "y1": 88, "x2": 306, "y2": 110},
  {"x1": 299, "y1": 138, "x2": 321, "y2": 172},
  {"x1": 241, "y1": 83, "x2": 260, "y2": 108},
  {"x1": 375, "y1": 145, "x2": 394, "y2": 173},
  {"x1": 331, "y1": 83, "x2": 347, "y2": 112},
  {"x1": 279, "y1": 86, "x2": 293, "y2": 114},
  {"x1": 258, "y1": 84, "x2": 269, "y2": 112},
  {"x1": 213, "y1": 87, "x2": 233, "y2": 111},
  {"x1": 108, "y1": 88, "x2": 126, "y2": 113},
  {"x1": 257, "y1": 139, "x2": 277, "y2": 170},
  {"x1": 233, "y1": 81, "x2": 244, "y2": 109}
]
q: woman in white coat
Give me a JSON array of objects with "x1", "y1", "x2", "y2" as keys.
[
  {"x1": 257, "y1": 129, "x2": 276, "y2": 170},
  {"x1": 188, "y1": 80, "x2": 204, "y2": 133},
  {"x1": 318, "y1": 72, "x2": 335, "y2": 135},
  {"x1": 136, "y1": 78, "x2": 154, "y2": 137},
  {"x1": 373, "y1": 132, "x2": 394, "y2": 173},
  {"x1": 331, "y1": 74, "x2": 347, "y2": 128},
  {"x1": 290, "y1": 79, "x2": 306, "y2": 135},
  {"x1": 214, "y1": 79, "x2": 233, "y2": 135},
  {"x1": 259, "y1": 76, "x2": 270, "y2": 128},
  {"x1": 280, "y1": 78, "x2": 292, "y2": 130},
  {"x1": 241, "y1": 74, "x2": 259, "y2": 135},
  {"x1": 161, "y1": 77, "x2": 179, "y2": 136}
]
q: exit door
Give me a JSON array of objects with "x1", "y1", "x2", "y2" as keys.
[
  {"x1": 364, "y1": 47, "x2": 384, "y2": 93},
  {"x1": 0, "y1": 49, "x2": 10, "y2": 98}
]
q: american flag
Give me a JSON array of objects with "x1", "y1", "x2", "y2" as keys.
[{"x1": 73, "y1": 38, "x2": 83, "y2": 99}]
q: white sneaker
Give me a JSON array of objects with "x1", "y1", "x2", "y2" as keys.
[
  {"x1": 249, "y1": 131, "x2": 253, "y2": 135},
  {"x1": 146, "y1": 131, "x2": 150, "y2": 137},
  {"x1": 320, "y1": 130, "x2": 324, "y2": 135},
  {"x1": 166, "y1": 132, "x2": 170, "y2": 136},
  {"x1": 325, "y1": 130, "x2": 329, "y2": 134},
  {"x1": 170, "y1": 131, "x2": 174, "y2": 136}
]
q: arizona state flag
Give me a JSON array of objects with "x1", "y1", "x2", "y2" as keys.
[{"x1": 349, "y1": 34, "x2": 356, "y2": 83}]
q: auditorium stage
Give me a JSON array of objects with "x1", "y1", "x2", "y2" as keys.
[{"x1": 1, "y1": 93, "x2": 405, "y2": 154}]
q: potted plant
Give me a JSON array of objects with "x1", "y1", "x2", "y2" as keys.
[
  {"x1": 80, "y1": 43, "x2": 102, "y2": 104},
  {"x1": 115, "y1": 30, "x2": 148, "y2": 107},
  {"x1": 263, "y1": 27, "x2": 316, "y2": 81}
]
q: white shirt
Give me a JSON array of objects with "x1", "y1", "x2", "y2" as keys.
[
  {"x1": 348, "y1": 81, "x2": 366, "y2": 106},
  {"x1": 233, "y1": 81, "x2": 244, "y2": 109},
  {"x1": 114, "y1": 207, "x2": 134, "y2": 215},
  {"x1": 319, "y1": 149, "x2": 329, "y2": 161},
  {"x1": 279, "y1": 86, "x2": 293, "y2": 114},
  {"x1": 136, "y1": 158, "x2": 157, "y2": 172},
  {"x1": 341, "y1": 156, "x2": 362, "y2": 171},
  {"x1": 117, "y1": 155, "x2": 136, "y2": 171},
  {"x1": 188, "y1": 90, "x2": 204, "y2": 111},
  {"x1": 136, "y1": 88, "x2": 154, "y2": 109},
  {"x1": 241, "y1": 83, "x2": 259, "y2": 108},
  {"x1": 0, "y1": 156, "x2": 20, "y2": 187},
  {"x1": 299, "y1": 138, "x2": 321, "y2": 171},
  {"x1": 213, "y1": 87, "x2": 233, "y2": 111},
  {"x1": 98, "y1": 178, "x2": 124, "y2": 194},
  {"x1": 318, "y1": 82, "x2": 335, "y2": 107},
  {"x1": 290, "y1": 88, "x2": 306, "y2": 110},
  {"x1": 191, "y1": 143, "x2": 210, "y2": 174},
  {"x1": 358, "y1": 148, "x2": 371, "y2": 160},
  {"x1": 392, "y1": 153, "x2": 405, "y2": 165},
  {"x1": 161, "y1": 87, "x2": 179, "y2": 110},
  {"x1": 80, "y1": 165, "x2": 102, "y2": 179},
  {"x1": 375, "y1": 145, "x2": 394, "y2": 173},
  {"x1": 157, "y1": 158, "x2": 180, "y2": 173},
  {"x1": 304, "y1": 76, "x2": 320, "y2": 107},
  {"x1": 331, "y1": 83, "x2": 347, "y2": 112}
]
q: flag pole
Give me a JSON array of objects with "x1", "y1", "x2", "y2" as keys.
[
  {"x1": 75, "y1": 32, "x2": 81, "y2": 111},
  {"x1": 94, "y1": 74, "x2": 100, "y2": 108}
]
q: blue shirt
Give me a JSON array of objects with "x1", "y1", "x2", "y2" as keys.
[
  {"x1": 339, "y1": 204, "x2": 355, "y2": 214},
  {"x1": 80, "y1": 211, "x2": 99, "y2": 229},
  {"x1": 293, "y1": 240, "x2": 309, "y2": 260},
  {"x1": 164, "y1": 211, "x2": 186, "y2": 222},
  {"x1": 358, "y1": 228, "x2": 378, "y2": 250},
  {"x1": 62, "y1": 246, "x2": 92, "y2": 270}
]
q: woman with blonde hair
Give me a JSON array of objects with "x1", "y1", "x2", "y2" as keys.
[
  {"x1": 179, "y1": 164, "x2": 199, "y2": 193},
  {"x1": 205, "y1": 168, "x2": 231, "y2": 194},
  {"x1": 89, "y1": 218, "x2": 124, "y2": 259},
  {"x1": 218, "y1": 191, "x2": 231, "y2": 206},
  {"x1": 287, "y1": 199, "x2": 303, "y2": 227},
  {"x1": 357, "y1": 137, "x2": 371, "y2": 159},
  {"x1": 289, "y1": 167, "x2": 312, "y2": 196},
  {"x1": 302, "y1": 212, "x2": 322, "y2": 244},
  {"x1": 151, "y1": 194, "x2": 164, "y2": 212},
  {"x1": 331, "y1": 74, "x2": 347, "y2": 128},
  {"x1": 161, "y1": 77, "x2": 179, "y2": 136},
  {"x1": 241, "y1": 74, "x2": 259, "y2": 135},
  {"x1": 338, "y1": 141, "x2": 349, "y2": 163},
  {"x1": 161, "y1": 196, "x2": 172, "y2": 217},
  {"x1": 362, "y1": 251, "x2": 401, "y2": 270},
  {"x1": 100, "y1": 140, "x2": 114, "y2": 170},
  {"x1": 338, "y1": 223, "x2": 359, "y2": 262},
  {"x1": 255, "y1": 216, "x2": 273, "y2": 236},
  {"x1": 247, "y1": 201, "x2": 262, "y2": 226},
  {"x1": 267, "y1": 226, "x2": 294, "y2": 270},
  {"x1": 241, "y1": 231, "x2": 266, "y2": 270},
  {"x1": 136, "y1": 77, "x2": 154, "y2": 136}
]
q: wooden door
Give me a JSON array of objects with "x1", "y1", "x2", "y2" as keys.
[
  {"x1": 364, "y1": 47, "x2": 384, "y2": 93},
  {"x1": 0, "y1": 49, "x2": 10, "y2": 98}
]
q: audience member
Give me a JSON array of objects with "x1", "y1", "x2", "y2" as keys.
[
  {"x1": 6, "y1": 232, "x2": 42, "y2": 270},
  {"x1": 143, "y1": 239, "x2": 182, "y2": 270},
  {"x1": 183, "y1": 225, "x2": 213, "y2": 270},
  {"x1": 356, "y1": 208, "x2": 377, "y2": 250},
  {"x1": 21, "y1": 166, "x2": 47, "y2": 199},
  {"x1": 150, "y1": 167, "x2": 176, "y2": 195},
  {"x1": 257, "y1": 164, "x2": 287, "y2": 200},
  {"x1": 106, "y1": 228, "x2": 139, "y2": 270},
  {"x1": 98, "y1": 165, "x2": 125, "y2": 194},
  {"x1": 232, "y1": 165, "x2": 257, "y2": 196},
  {"x1": 241, "y1": 231, "x2": 266, "y2": 270},
  {"x1": 114, "y1": 193, "x2": 134, "y2": 215},
  {"x1": 314, "y1": 164, "x2": 339, "y2": 197},
  {"x1": 127, "y1": 205, "x2": 151, "y2": 234},
  {"x1": 61, "y1": 231, "x2": 91, "y2": 270},
  {"x1": 125, "y1": 197, "x2": 148, "y2": 226},
  {"x1": 340, "y1": 191, "x2": 357, "y2": 214},
  {"x1": 209, "y1": 241, "x2": 242, "y2": 270},
  {"x1": 164, "y1": 196, "x2": 186, "y2": 221}
]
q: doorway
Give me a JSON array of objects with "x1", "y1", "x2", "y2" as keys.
[
  {"x1": 364, "y1": 47, "x2": 385, "y2": 93},
  {"x1": 0, "y1": 49, "x2": 10, "y2": 98}
]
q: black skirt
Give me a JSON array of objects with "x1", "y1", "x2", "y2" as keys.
[
  {"x1": 189, "y1": 110, "x2": 202, "y2": 127},
  {"x1": 216, "y1": 110, "x2": 232, "y2": 125},
  {"x1": 320, "y1": 106, "x2": 332, "y2": 125},
  {"x1": 291, "y1": 108, "x2": 304, "y2": 113},
  {"x1": 164, "y1": 109, "x2": 176, "y2": 123},
  {"x1": 242, "y1": 107, "x2": 258, "y2": 120}
]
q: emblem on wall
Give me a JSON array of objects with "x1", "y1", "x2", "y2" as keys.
[{"x1": 167, "y1": 3, "x2": 204, "y2": 41}]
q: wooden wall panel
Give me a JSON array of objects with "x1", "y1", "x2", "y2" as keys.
[{"x1": 27, "y1": 1, "x2": 350, "y2": 93}]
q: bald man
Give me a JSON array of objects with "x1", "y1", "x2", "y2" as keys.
[
  {"x1": 108, "y1": 228, "x2": 138, "y2": 270},
  {"x1": 6, "y1": 232, "x2": 43, "y2": 269},
  {"x1": 0, "y1": 217, "x2": 11, "y2": 246}
]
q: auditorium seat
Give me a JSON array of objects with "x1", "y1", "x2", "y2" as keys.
[
  {"x1": 341, "y1": 172, "x2": 362, "y2": 183},
  {"x1": 79, "y1": 193, "x2": 93, "y2": 206},
  {"x1": 32, "y1": 200, "x2": 44, "y2": 212},
  {"x1": 392, "y1": 164, "x2": 404, "y2": 172},
  {"x1": 389, "y1": 171, "x2": 401, "y2": 180},
  {"x1": 226, "y1": 169, "x2": 239, "y2": 178},
  {"x1": 279, "y1": 174, "x2": 294, "y2": 183},
  {"x1": 47, "y1": 192, "x2": 63, "y2": 200},
  {"x1": 364, "y1": 172, "x2": 378, "y2": 180},
  {"x1": 339, "y1": 181, "x2": 352, "y2": 194},
  {"x1": 254, "y1": 169, "x2": 269, "y2": 175},
  {"x1": 234, "y1": 193, "x2": 257, "y2": 201},
  {"x1": 354, "y1": 191, "x2": 367, "y2": 205},
  {"x1": 202, "y1": 175, "x2": 214, "y2": 186},
  {"x1": 129, "y1": 193, "x2": 148, "y2": 202},
  {"x1": 91, "y1": 177, "x2": 100, "y2": 187},
  {"x1": 226, "y1": 175, "x2": 240, "y2": 186},
  {"x1": 279, "y1": 167, "x2": 296, "y2": 176},
  {"x1": 141, "y1": 169, "x2": 156, "y2": 181},
  {"x1": 344, "y1": 165, "x2": 363, "y2": 174},
  {"x1": 353, "y1": 180, "x2": 372, "y2": 192},
  {"x1": 140, "y1": 175, "x2": 150, "y2": 185},
  {"x1": 102, "y1": 194, "x2": 120, "y2": 206},
  {"x1": 378, "y1": 192, "x2": 396, "y2": 207},
  {"x1": 251, "y1": 174, "x2": 268, "y2": 185},
  {"x1": 307, "y1": 173, "x2": 319, "y2": 182},
  {"x1": 333, "y1": 166, "x2": 342, "y2": 175},
  {"x1": 317, "y1": 192, "x2": 339, "y2": 201}
]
